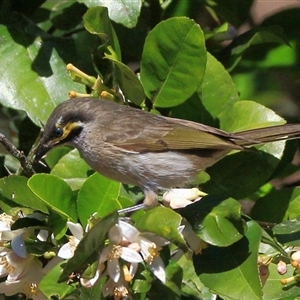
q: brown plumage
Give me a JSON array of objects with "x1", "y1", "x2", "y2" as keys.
[{"x1": 35, "y1": 98, "x2": 300, "y2": 206}]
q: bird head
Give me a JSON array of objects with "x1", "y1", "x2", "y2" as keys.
[{"x1": 34, "y1": 98, "x2": 91, "y2": 163}]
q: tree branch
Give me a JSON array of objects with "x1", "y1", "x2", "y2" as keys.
[{"x1": 0, "y1": 132, "x2": 35, "y2": 177}]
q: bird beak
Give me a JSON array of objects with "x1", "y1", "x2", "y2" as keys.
[{"x1": 34, "y1": 141, "x2": 55, "y2": 163}]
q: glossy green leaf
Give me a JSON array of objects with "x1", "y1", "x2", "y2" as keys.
[
  {"x1": 262, "y1": 262, "x2": 300, "y2": 300},
  {"x1": 171, "y1": 52, "x2": 239, "y2": 126},
  {"x1": 199, "y1": 52, "x2": 240, "y2": 118},
  {"x1": 80, "y1": 277, "x2": 106, "y2": 299},
  {"x1": 48, "y1": 211, "x2": 68, "y2": 240},
  {"x1": 0, "y1": 175, "x2": 48, "y2": 213},
  {"x1": 51, "y1": 149, "x2": 92, "y2": 190},
  {"x1": 59, "y1": 211, "x2": 118, "y2": 282},
  {"x1": 83, "y1": 6, "x2": 121, "y2": 59},
  {"x1": 251, "y1": 187, "x2": 300, "y2": 224},
  {"x1": 165, "y1": 260, "x2": 183, "y2": 288},
  {"x1": 140, "y1": 17, "x2": 206, "y2": 107},
  {"x1": 205, "y1": 0, "x2": 254, "y2": 27},
  {"x1": 284, "y1": 187, "x2": 300, "y2": 221},
  {"x1": 204, "y1": 100, "x2": 287, "y2": 198},
  {"x1": 195, "y1": 220, "x2": 262, "y2": 300},
  {"x1": 79, "y1": 0, "x2": 142, "y2": 28},
  {"x1": 220, "y1": 100, "x2": 286, "y2": 132},
  {"x1": 104, "y1": 55, "x2": 145, "y2": 105},
  {"x1": 198, "y1": 197, "x2": 244, "y2": 246},
  {"x1": 136, "y1": 206, "x2": 188, "y2": 252},
  {"x1": 0, "y1": 22, "x2": 85, "y2": 126},
  {"x1": 273, "y1": 217, "x2": 300, "y2": 246},
  {"x1": 39, "y1": 260, "x2": 77, "y2": 299},
  {"x1": 45, "y1": 147, "x2": 72, "y2": 169},
  {"x1": 77, "y1": 173, "x2": 122, "y2": 227},
  {"x1": 225, "y1": 26, "x2": 290, "y2": 71},
  {"x1": 28, "y1": 174, "x2": 77, "y2": 221},
  {"x1": 179, "y1": 195, "x2": 244, "y2": 246},
  {"x1": 177, "y1": 254, "x2": 213, "y2": 299}
]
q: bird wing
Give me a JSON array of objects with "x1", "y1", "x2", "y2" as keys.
[{"x1": 102, "y1": 114, "x2": 244, "y2": 152}]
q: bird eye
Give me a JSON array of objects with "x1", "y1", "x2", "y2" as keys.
[{"x1": 54, "y1": 127, "x2": 63, "y2": 138}]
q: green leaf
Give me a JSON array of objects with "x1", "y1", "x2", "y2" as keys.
[
  {"x1": 177, "y1": 254, "x2": 213, "y2": 299},
  {"x1": 136, "y1": 206, "x2": 188, "y2": 252},
  {"x1": 77, "y1": 173, "x2": 122, "y2": 227},
  {"x1": 59, "y1": 211, "x2": 118, "y2": 283},
  {"x1": 39, "y1": 260, "x2": 77, "y2": 299},
  {"x1": 0, "y1": 175, "x2": 48, "y2": 213},
  {"x1": 251, "y1": 187, "x2": 300, "y2": 224},
  {"x1": 198, "y1": 197, "x2": 244, "y2": 246},
  {"x1": 48, "y1": 211, "x2": 68, "y2": 240},
  {"x1": 104, "y1": 55, "x2": 145, "y2": 105},
  {"x1": 171, "y1": 52, "x2": 239, "y2": 126},
  {"x1": 140, "y1": 17, "x2": 206, "y2": 107},
  {"x1": 28, "y1": 174, "x2": 77, "y2": 221},
  {"x1": 195, "y1": 220, "x2": 262, "y2": 300},
  {"x1": 80, "y1": 277, "x2": 106, "y2": 299},
  {"x1": 219, "y1": 100, "x2": 286, "y2": 132},
  {"x1": 203, "y1": 100, "x2": 287, "y2": 198},
  {"x1": 83, "y1": 6, "x2": 121, "y2": 59},
  {"x1": 262, "y1": 262, "x2": 300, "y2": 300},
  {"x1": 179, "y1": 195, "x2": 244, "y2": 246},
  {"x1": 51, "y1": 149, "x2": 92, "y2": 190},
  {"x1": 224, "y1": 26, "x2": 290, "y2": 71},
  {"x1": 79, "y1": 0, "x2": 142, "y2": 28},
  {"x1": 273, "y1": 217, "x2": 300, "y2": 246},
  {"x1": 45, "y1": 147, "x2": 72, "y2": 169},
  {"x1": 199, "y1": 52, "x2": 240, "y2": 119},
  {"x1": 205, "y1": 0, "x2": 254, "y2": 27},
  {"x1": 0, "y1": 21, "x2": 85, "y2": 125}
]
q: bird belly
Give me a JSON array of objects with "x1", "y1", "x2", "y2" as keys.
[{"x1": 76, "y1": 142, "x2": 229, "y2": 192}]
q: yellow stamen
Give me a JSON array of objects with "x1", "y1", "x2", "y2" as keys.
[
  {"x1": 0, "y1": 256, "x2": 15, "y2": 273},
  {"x1": 108, "y1": 245, "x2": 123, "y2": 261},
  {"x1": 114, "y1": 286, "x2": 128, "y2": 300},
  {"x1": 123, "y1": 265, "x2": 132, "y2": 282},
  {"x1": 22, "y1": 282, "x2": 39, "y2": 298},
  {"x1": 145, "y1": 243, "x2": 161, "y2": 264}
]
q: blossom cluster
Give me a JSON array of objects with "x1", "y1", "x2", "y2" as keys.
[
  {"x1": 0, "y1": 188, "x2": 206, "y2": 299},
  {"x1": 58, "y1": 218, "x2": 204, "y2": 298},
  {"x1": 0, "y1": 213, "x2": 48, "y2": 299}
]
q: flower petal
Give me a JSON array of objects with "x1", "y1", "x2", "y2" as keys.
[
  {"x1": 149, "y1": 257, "x2": 166, "y2": 283},
  {"x1": 67, "y1": 222, "x2": 84, "y2": 240},
  {"x1": 80, "y1": 269, "x2": 100, "y2": 288},
  {"x1": 121, "y1": 247, "x2": 143, "y2": 263},
  {"x1": 11, "y1": 234, "x2": 27, "y2": 258},
  {"x1": 57, "y1": 243, "x2": 74, "y2": 259},
  {"x1": 108, "y1": 225, "x2": 122, "y2": 244},
  {"x1": 108, "y1": 258, "x2": 120, "y2": 282},
  {"x1": 119, "y1": 221, "x2": 140, "y2": 241}
]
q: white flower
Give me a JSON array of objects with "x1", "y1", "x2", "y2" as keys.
[
  {"x1": 103, "y1": 276, "x2": 129, "y2": 299},
  {"x1": 58, "y1": 222, "x2": 84, "y2": 259},
  {"x1": 100, "y1": 224, "x2": 143, "y2": 283},
  {"x1": 119, "y1": 220, "x2": 168, "y2": 283},
  {"x1": 0, "y1": 250, "x2": 46, "y2": 299},
  {"x1": 0, "y1": 213, "x2": 26, "y2": 242},
  {"x1": 163, "y1": 188, "x2": 205, "y2": 209},
  {"x1": 81, "y1": 224, "x2": 143, "y2": 287}
]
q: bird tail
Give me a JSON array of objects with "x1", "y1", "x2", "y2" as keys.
[{"x1": 231, "y1": 124, "x2": 300, "y2": 146}]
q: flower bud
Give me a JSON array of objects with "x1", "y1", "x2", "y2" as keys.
[
  {"x1": 163, "y1": 188, "x2": 205, "y2": 209},
  {"x1": 277, "y1": 260, "x2": 287, "y2": 275}
]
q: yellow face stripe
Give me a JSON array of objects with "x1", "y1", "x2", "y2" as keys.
[{"x1": 53, "y1": 121, "x2": 82, "y2": 142}]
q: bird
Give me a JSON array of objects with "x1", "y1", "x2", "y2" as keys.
[{"x1": 34, "y1": 97, "x2": 300, "y2": 207}]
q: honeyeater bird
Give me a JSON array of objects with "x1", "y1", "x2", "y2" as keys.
[{"x1": 34, "y1": 97, "x2": 300, "y2": 206}]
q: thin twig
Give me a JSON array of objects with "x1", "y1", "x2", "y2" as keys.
[{"x1": 0, "y1": 132, "x2": 35, "y2": 176}]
